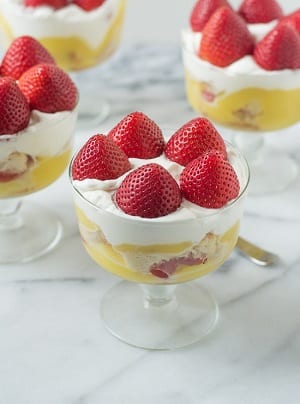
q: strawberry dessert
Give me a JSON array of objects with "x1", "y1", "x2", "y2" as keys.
[
  {"x1": 70, "y1": 112, "x2": 249, "y2": 284},
  {"x1": 0, "y1": 0, "x2": 126, "y2": 71},
  {"x1": 0, "y1": 35, "x2": 78, "y2": 198},
  {"x1": 182, "y1": 0, "x2": 300, "y2": 131}
]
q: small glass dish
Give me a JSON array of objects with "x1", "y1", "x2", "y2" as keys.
[
  {"x1": 0, "y1": 104, "x2": 78, "y2": 263},
  {"x1": 69, "y1": 141, "x2": 250, "y2": 350}
]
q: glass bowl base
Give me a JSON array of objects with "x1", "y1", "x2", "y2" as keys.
[
  {"x1": 232, "y1": 131, "x2": 298, "y2": 195},
  {"x1": 76, "y1": 98, "x2": 110, "y2": 129},
  {"x1": 0, "y1": 201, "x2": 63, "y2": 264},
  {"x1": 100, "y1": 280, "x2": 219, "y2": 350},
  {"x1": 248, "y1": 148, "x2": 298, "y2": 195}
]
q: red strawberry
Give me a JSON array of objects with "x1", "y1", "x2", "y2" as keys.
[
  {"x1": 238, "y1": 0, "x2": 283, "y2": 24},
  {"x1": 18, "y1": 63, "x2": 78, "y2": 113},
  {"x1": 165, "y1": 117, "x2": 226, "y2": 167},
  {"x1": 0, "y1": 36, "x2": 56, "y2": 80},
  {"x1": 254, "y1": 23, "x2": 300, "y2": 70},
  {"x1": 108, "y1": 112, "x2": 165, "y2": 159},
  {"x1": 280, "y1": 9, "x2": 300, "y2": 35},
  {"x1": 150, "y1": 254, "x2": 207, "y2": 279},
  {"x1": 180, "y1": 150, "x2": 240, "y2": 209},
  {"x1": 73, "y1": 0, "x2": 106, "y2": 11},
  {"x1": 190, "y1": 0, "x2": 231, "y2": 32},
  {"x1": 24, "y1": 0, "x2": 68, "y2": 8},
  {"x1": 72, "y1": 134, "x2": 131, "y2": 181},
  {"x1": 199, "y1": 6, "x2": 255, "y2": 67},
  {"x1": 0, "y1": 77, "x2": 30, "y2": 136},
  {"x1": 116, "y1": 163, "x2": 182, "y2": 218}
]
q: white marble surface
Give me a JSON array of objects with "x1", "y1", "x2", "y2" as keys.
[{"x1": 0, "y1": 45, "x2": 300, "y2": 404}]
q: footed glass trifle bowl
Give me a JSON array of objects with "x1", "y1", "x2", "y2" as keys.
[
  {"x1": 182, "y1": 0, "x2": 300, "y2": 194},
  {"x1": 70, "y1": 112, "x2": 249, "y2": 350},
  {"x1": 0, "y1": 38, "x2": 78, "y2": 263},
  {"x1": 0, "y1": 0, "x2": 126, "y2": 126}
]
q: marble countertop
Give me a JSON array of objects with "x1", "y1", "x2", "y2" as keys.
[{"x1": 0, "y1": 44, "x2": 300, "y2": 404}]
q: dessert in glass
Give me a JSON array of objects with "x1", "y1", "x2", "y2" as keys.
[
  {"x1": 0, "y1": 36, "x2": 78, "y2": 263},
  {"x1": 70, "y1": 112, "x2": 249, "y2": 349},
  {"x1": 182, "y1": 0, "x2": 300, "y2": 194},
  {"x1": 0, "y1": 0, "x2": 126, "y2": 126}
]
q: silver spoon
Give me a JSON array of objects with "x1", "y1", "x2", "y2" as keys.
[{"x1": 236, "y1": 237, "x2": 279, "y2": 266}]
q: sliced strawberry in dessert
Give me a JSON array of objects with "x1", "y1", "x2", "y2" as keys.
[
  {"x1": 165, "y1": 117, "x2": 226, "y2": 166},
  {"x1": 0, "y1": 77, "x2": 30, "y2": 136},
  {"x1": 73, "y1": 0, "x2": 106, "y2": 11},
  {"x1": 18, "y1": 63, "x2": 78, "y2": 113},
  {"x1": 24, "y1": 0, "x2": 68, "y2": 8},
  {"x1": 199, "y1": 6, "x2": 255, "y2": 67},
  {"x1": 116, "y1": 163, "x2": 182, "y2": 218},
  {"x1": 108, "y1": 112, "x2": 165, "y2": 159},
  {"x1": 280, "y1": 9, "x2": 300, "y2": 35},
  {"x1": 254, "y1": 23, "x2": 300, "y2": 70},
  {"x1": 190, "y1": 0, "x2": 231, "y2": 32},
  {"x1": 180, "y1": 150, "x2": 240, "y2": 209},
  {"x1": 150, "y1": 253, "x2": 207, "y2": 279},
  {"x1": 0, "y1": 36, "x2": 56, "y2": 81},
  {"x1": 72, "y1": 134, "x2": 131, "y2": 181},
  {"x1": 238, "y1": 0, "x2": 283, "y2": 24}
]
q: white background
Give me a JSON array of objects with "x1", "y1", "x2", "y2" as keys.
[{"x1": 122, "y1": 0, "x2": 299, "y2": 44}]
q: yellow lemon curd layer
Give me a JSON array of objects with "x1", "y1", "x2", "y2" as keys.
[
  {"x1": 0, "y1": 149, "x2": 71, "y2": 198},
  {"x1": 185, "y1": 71, "x2": 300, "y2": 132},
  {"x1": 75, "y1": 206, "x2": 240, "y2": 284}
]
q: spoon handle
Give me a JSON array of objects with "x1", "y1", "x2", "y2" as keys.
[{"x1": 236, "y1": 237, "x2": 279, "y2": 266}]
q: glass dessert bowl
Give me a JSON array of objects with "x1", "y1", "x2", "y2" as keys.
[
  {"x1": 0, "y1": 38, "x2": 78, "y2": 263},
  {"x1": 70, "y1": 112, "x2": 249, "y2": 350},
  {"x1": 0, "y1": 0, "x2": 126, "y2": 126},
  {"x1": 182, "y1": 0, "x2": 300, "y2": 194}
]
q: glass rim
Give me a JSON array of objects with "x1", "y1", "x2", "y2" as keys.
[{"x1": 69, "y1": 139, "x2": 250, "y2": 225}]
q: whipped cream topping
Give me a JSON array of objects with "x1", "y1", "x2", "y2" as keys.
[
  {"x1": 72, "y1": 144, "x2": 249, "y2": 246},
  {"x1": 0, "y1": 108, "x2": 78, "y2": 160},
  {"x1": 182, "y1": 22, "x2": 300, "y2": 91},
  {"x1": 0, "y1": 0, "x2": 121, "y2": 48}
]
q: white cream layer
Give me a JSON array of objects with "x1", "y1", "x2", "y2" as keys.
[
  {"x1": 0, "y1": 0, "x2": 121, "y2": 49},
  {"x1": 182, "y1": 22, "x2": 300, "y2": 93},
  {"x1": 73, "y1": 144, "x2": 248, "y2": 246},
  {"x1": 0, "y1": 107, "x2": 78, "y2": 160}
]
